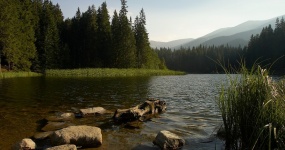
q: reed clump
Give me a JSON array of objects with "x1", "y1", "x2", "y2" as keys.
[
  {"x1": 218, "y1": 65, "x2": 285, "y2": 149},
  {"x1": 45, "y1": 68, "x2": 185, "y2": 77},
  {"x1": 0, "y1": 71, "x2": 42, "y2": 79}
]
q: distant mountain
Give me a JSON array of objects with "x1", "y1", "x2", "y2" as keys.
[
  {"x1": 175, "y1": 15, "x2": 284, "y2": 49},
  {"x1": 150, "y1": 38, "x2": 194, "y2": 48},
  {"x1": 201, "y1": 27, "x2": 263, "y2": 47}
]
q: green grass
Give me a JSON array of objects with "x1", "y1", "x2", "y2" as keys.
[
  {"x1": 0, "y1": 71, "x2": 42, "y2": 79},
  {"x1": 45, "y1": 68, "x2": 185, "y2": 77},
  {"x1": 218, "y1": 64, "x2": 285, "y2": 149}
]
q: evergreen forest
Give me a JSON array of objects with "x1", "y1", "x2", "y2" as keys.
[
  {"x1": 0, "y1": 0, "x2": 165, "y2": 72},
  {"x1": 156, "y1": 18, "x2": 285, "y2": 73},
  {"x1": 1, "y1": 0, "x2": 285, "y2": 74}
]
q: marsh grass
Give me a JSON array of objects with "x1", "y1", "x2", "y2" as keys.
[
  {"x1": 218, "y1": 64, "x2": 285, "y2": 149},
  {"x1": 0, "y1": 71, "x2": 42, "y2": 79},
  {"x1": 45, "y1": 68, "x2": 185, "y2": 77}
]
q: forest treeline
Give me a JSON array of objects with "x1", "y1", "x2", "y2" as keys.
[
  {"x1": 0, "y1": 0, "x2": 165, "y2": 72},
  {"x1": 156, "y1": 17, "x2": 285, "y2": 73}
]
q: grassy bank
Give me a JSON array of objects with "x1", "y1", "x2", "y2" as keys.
[
  {"x1": 218, "y1": 65, "x2": 285, "y2": 149},
  {"x1": 0, "y1": 71, "x2": 42, "y2": 79},
  {"x1": 45, "y1": 68, "x2": 185, "y2": 77}
]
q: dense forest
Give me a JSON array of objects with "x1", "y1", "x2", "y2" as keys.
[
  {"x1": 1, "y1": 0, "x2": 285, "y2": 74},
  {"x1": 0, "y1": 0, "x2": 165, "y2": 72},
  {"x1": 156, "y1": 17, "x2": 285, "y2": 73}
]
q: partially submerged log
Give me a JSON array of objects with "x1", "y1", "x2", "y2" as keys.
[{"x1": 113, "y1": 99, "x2": 166, "y2": 122}]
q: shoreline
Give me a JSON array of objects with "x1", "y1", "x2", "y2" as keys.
[{"x1": 0, "y1": 68, "x2": 185, "y2": 79}]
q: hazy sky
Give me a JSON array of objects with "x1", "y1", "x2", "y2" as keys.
[{"x1": 51, "y1": 0, "x2": 285, "y2": 42}]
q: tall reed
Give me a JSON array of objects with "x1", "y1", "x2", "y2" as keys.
[{"x1": 218, "y1": 64, "x2": 285, "y2": 149}]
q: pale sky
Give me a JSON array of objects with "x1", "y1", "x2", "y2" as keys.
[{"x1": 51, "y1": 0, "x2": 285, "y2": 42}]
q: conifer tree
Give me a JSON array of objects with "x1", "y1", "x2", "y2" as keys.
[
  {"x1": 0, "y1": 0, "x2": 36, "y2": 71},
  {"x1": 81, "y1": 5, "x2": 98, "y2": 67},
  {"x1": 17, "y1": 0, "x2": 37, "y2": 70},
  {"x1": 97, "y1": 2, "x2": 112, "y2": 67},
  {"x1": 0, "y1": 0, "x2": 20, "y2": 70},
  {"x1": 36, "y1": 0, "x2": 62, "y2": 70},
  {"x1": 115, "y1": 0, "x2": 137, "y2": 68},
  {"x1": 134, "y1": 9, "x2": 163, "y2": 69},
  {"x1": 111, "y1": 10, "x2": 120, "y2": 67}
]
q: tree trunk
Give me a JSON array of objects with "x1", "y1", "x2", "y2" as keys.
[{"x1": 113, "y1": 99, "x2": 166, "y2": 123}]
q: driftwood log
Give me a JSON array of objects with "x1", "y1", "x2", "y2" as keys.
[{"x1": 113, "y1": 99, "x2": 166, "y2": 122}]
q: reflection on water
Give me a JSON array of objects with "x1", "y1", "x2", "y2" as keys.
[{"x1": 0, "y1": 74, "x2": 227, "y2": 149}]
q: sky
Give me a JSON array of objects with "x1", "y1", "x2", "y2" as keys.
[{"x1": 51, "y1": 0, "x2": 285, "y2": 42}]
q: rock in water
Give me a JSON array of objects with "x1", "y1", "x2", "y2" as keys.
[
  {"x1": 41, "y1": 122, "x2": 73, "y2": 132},
  {"x1": 45, "y1": 112, "x2": 75, "y2": 122},
  {"x1": 153, "y1": 130, "x2": 185, "y2": 150},
  {"x1": 80, "y1": 107, "x2": 106, "y2": 116},
  {"x1": 50, "y1": 125, "x2": 102, "y2": 148},
  {"x1": 14, "y1": 138, "x2": 36, "y2": 150},
  {"x1": 45, "y1": 144, "x2": 77, "y2": 150},
  {"x1": 33, "y1": 131, "x2": 54, "y2": 140}
]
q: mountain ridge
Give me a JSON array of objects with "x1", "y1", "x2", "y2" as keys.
[{"x1": 150, "y1": 15, "x2": 284, "y2": 49}]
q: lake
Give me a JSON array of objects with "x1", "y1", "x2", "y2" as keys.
[{"x1": 0, "y1": 74, "x2": 226, "y2": 149}]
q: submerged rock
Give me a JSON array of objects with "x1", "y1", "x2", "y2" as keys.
[
  {"x1": 45, "y1": 112, "x2": 75, "y2": 122},
  {"x1": 33, "y1": 131, "x2": 54, "y2": 140},
  {"x1": 41, "y1": 122, "x2": 74, "y2": 132},
  {"x1": 45, "y1": 144, "x2": 77, "y2": 150},
  {"x1": 79, "y1": 107, "x2": 106, "y2": 116},
  {"x1": 50, "y1": 125, "x2": 102, "y2": 147},
  {"x1": 14, "y1": 138, "x2": 36, "y2": 150},
  {"x1": 153, "y1": 130, "x2": 185, "y2": 150},
  {"x1": 113, "y1": 99, "x2": 166, "y2": 122}
]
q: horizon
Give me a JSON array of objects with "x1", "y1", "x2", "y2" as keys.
[{"x1": 51, "y1": 0, "x2": 285, "y2": 42}]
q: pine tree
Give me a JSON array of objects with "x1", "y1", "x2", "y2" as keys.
[
  {"x1": 81, "y1": 5, "x2": 98, "y2": 67},
  {"x1": 69, "y1": 8, "x2": 83, "y2": 68},
  {"x1": 111, "y1": 10, "x2": 120, "y2": 67},
  {"x1": 114, "y1": 0, "x2": 137, "y2": 68},
  {"x1": 134, "y1": 9, "x2": 163, "y2": 69},
  {"x1": 0, "y1": 0, "x2": 20, "y2": 70},
  {"x1": 97, "y1": 2, "x2": 112, "y2": 67},
  {"x1": 17, "y1": 0, "x2": 37, "y2": 71},
  {"x1": 36, "y1": 0, "x2": 62, "y2": 70},
  {"x1": 0, "y1": 0, "x2": 36, "y2": 71}
]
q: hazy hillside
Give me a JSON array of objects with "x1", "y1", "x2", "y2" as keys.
[
  {"x1": 176, "y1": 15, "x2": 284, "y2": 49},
  {"x1": 150, "y1": 38, "x2": 193, "y2": 48},
  {"x1": 202, "y1": 27, "x2": 263, "y2": 47}
]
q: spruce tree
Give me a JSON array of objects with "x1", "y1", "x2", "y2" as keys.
[
  {"x1": 81, "y1": 5, "x2": 98, "y2": 67},
  {"x1": 97, "y1": 2, "x2": 112, "y2": 67},
  {"x1": 36, "y1": 0, "x2": 62, "y2": 70},
  {"x1": 134, "y1": 9, "x2": 162, "y2": 69},
  {"x1": 0, "y1": 0, "x2": 36, "y2": 71},
  {"x1": 111, "y1": 10, "x2": 120, "y2": 67},
  {"x1": 115, "y1": 0, "x2": 137, "y2": 68},
  {"x1": 0, "y1": 0, "x2": 19, "y2": 70},
  {"x1": 17, "y1": 0, "x2": 37, "y2": 71}
]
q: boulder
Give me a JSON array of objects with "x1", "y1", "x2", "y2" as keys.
[
  {"x1": 33, "y1": 131, "x2": 54, "y2": 140},
  {"x1": 42, "y1": 122, "x2": 74, "y2": 132},
  {"x1": 46, "y1": 112, "x2": 75, "y2": 122},
  {"x1": 153, "y1": 130, "x2": 185, "y2": 150},
  {"x1": 50, "y1": 125, "x2": 102, "y2": 148},
  {"x1": 80, "y1": 107, "x2": 106, "y2": 116},
  {"x1": 113, "y1": 99, "x2": 166, "y2": 122},
  {"x1": 14, "y1": 138, "x2": 36, "y2": 150},
  {"x1": 45, "y1": 144, "x2": 77, "y2": 150}
]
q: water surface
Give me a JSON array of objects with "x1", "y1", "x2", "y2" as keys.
[{"x1": 0, "y1": 74, "x2": 226, "y2": 149}]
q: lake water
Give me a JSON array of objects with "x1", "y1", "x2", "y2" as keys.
[{"x1": 0, "y1": 74, "x2": 226, "y2": 149}]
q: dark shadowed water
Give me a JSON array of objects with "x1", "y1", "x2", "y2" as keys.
[{"x1": 0, "y1": 74, "x2": 226, "y2": 149}]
